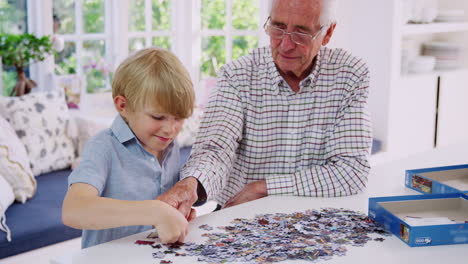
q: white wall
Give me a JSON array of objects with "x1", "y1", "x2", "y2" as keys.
[{"x1": 331, "y1": 0, "x2": 399, "y2": 150}]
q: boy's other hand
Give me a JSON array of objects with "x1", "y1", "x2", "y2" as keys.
[
  {"x1": 157, "y1": 177, "x2": 198, "y2": 220},
  {"x1": 153, "y1": 200, "x2": 188, "y2": 243}
]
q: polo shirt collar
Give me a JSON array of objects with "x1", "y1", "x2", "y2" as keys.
[
  {"x1": 111, "y1": 114, "x2": 136, "y2": 144},
  {"x1": 111, "y1": 114, "x2": 176, "y2": 157}
]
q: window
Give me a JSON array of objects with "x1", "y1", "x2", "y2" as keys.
[
  {"x1": 200, "y1": 0, "x2": 260, "y2": 78},
  {"x1": 0, "y1": 0, "x2": 28, "y2": 96},
  {"x1": 128, "y1": 0, "x2": 172, "y2": 52},
  {"x1": 54, "y1": 0, "x2": 111, "y2": 93},
  {"x1": 10, "y1": 0, "x2": 269, "y2": 106}
]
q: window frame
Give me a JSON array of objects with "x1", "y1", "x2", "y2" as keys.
[{"x1": 25, "y1": 0, "x2": 270, "y2": 102}]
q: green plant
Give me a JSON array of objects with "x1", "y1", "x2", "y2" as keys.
[{"x1": 0, "y1": 33, "x2": 53, "y2": 96}]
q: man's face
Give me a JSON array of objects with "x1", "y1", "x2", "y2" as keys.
[{"x1": 269, "y1": 0, "x2": 329, "y2": 79}]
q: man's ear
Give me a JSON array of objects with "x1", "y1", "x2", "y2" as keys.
[
  {"x1": 114, "y1": 95, "x2": 127, "y2": 114},
  {"x1": 321, "y1": 23, "x2": 336, "y2": 46}
]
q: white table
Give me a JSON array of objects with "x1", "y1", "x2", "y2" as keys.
[{"x1": 51, "y1": 144, "x2": 468, "y2": 264}]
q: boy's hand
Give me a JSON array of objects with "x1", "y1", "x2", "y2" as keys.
[
  {"x1": 157, "y1": 177, "x2": 198, "y2": 220},
  {"x1": 153, "y1": 200, "x2": 188, "y2": 243}
]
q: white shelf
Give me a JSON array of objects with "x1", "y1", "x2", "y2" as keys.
[
  {"x1": 401, "y1": 67, "x2": 468, "y2": 79},
  {"x1": 402, "y1": 22, "x2": 468, "y2": 35}
]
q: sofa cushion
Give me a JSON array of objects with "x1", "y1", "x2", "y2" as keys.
[
  {"x1": 0, "y1": 114, "x2": 36, "y2": 203},
  {"x1": 0, "y1": 174, "x2": 14, "y2": 242},
  {"x1": 0, "y1": 169, "x2": 81, "y2": 258},
  {"x1": 0, "y1": 92, "x2": 75, "y2": 176},
  {"x1": 177, "y1": 106, "x2": 203, "y2": 148}
]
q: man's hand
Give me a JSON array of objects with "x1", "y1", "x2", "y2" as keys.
[
  {"x1": 223, "y1": 180, "x2": 267, "y2": 208},
  {"x1": 157, "y1": 177, "x2": 198, "y2": 220}
]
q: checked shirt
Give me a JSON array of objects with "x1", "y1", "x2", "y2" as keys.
[{"x1": 182, "y1": 46, "x2": 372, "y2": 205}]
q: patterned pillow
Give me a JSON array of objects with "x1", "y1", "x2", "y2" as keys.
[
  {"x1": 0, "y1": 173, "x2": 15, "y2": 241},
  {"x1": 0, "y1": 114, "x2": 36, "y2": 202},
  {"x1": 0, "y1": 92, "x2": 75, "y2": 176},
  {"x1": 177, "y1": 106, "x2": 203, "y2": 148}
]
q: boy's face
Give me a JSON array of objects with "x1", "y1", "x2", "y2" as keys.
[{"x1": 122, "y1": 103, "x2": 184, "y2": 157}]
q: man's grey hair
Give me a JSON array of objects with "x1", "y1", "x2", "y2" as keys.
[
  {"x1": 269, "y1": 0, "x2": 338, "y2": 27},
  {"x1": 320, "y1": 0, "x2": 338, "y2": 27}
]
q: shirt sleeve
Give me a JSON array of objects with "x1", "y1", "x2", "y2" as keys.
[
  {"x1": 266, "y1": 68, "x2": 372, "y2": 197},
  {"x1": 68, "y1": 133, "x2": 112, "y2": 195},
  {"x1": 181, "y1": 68, "x2": 244, "y2": 199}
]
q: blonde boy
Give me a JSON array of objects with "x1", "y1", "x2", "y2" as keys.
[{"x1": 62, "y1": 48, "x2": 195, "y2": 248}]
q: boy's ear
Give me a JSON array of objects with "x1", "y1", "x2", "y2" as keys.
[{"x1": 114, "y1": 95, "x2": 127, "y2": 114}]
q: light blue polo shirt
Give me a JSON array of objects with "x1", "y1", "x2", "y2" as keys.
[{"x1": 68, "y1": 114, "x2": 180, "y2": 248}]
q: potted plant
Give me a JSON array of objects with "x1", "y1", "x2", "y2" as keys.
[{"x1": 0, "y1": 34, "x2": 53, "y2": 96}]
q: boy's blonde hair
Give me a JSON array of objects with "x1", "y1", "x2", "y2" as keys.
[{"x1": 112, "y1": 47, "x2": 195, "y2": 119}]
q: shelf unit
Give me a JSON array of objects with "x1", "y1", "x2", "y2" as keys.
[
  {"x1": 402, "y1": 22, "x2": 468, "y2": 35},
  {"x1": 338, "y1": 0, "x2": 468, "y2": 158}
]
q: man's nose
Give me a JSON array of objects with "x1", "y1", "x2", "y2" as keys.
[{"x1": 280, "y1": 33, "x2": 296, "y2": 51}]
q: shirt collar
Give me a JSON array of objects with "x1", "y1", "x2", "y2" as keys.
[
  {"x1": 263, "y1": 46, "x2": 325, "y2": 93},
  {"x1": 111, "y1": 114, "x2": 136, "y2": 144}
]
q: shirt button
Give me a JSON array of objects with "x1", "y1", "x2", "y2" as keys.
[
  {"x1": 151, "y1": 158, "x2": 155, "y2": 162},
  {"x1": 289, "y1": 129, "x2": 295, "y2": 135}
]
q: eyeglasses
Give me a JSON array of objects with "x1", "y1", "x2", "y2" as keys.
[{"x1": 263, "y1": 17, "x2": 324, "y2": 46}]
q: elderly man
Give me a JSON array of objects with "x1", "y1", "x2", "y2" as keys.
[{"x1": 159, "y1": 0, "x2": 372, "y2": 218}]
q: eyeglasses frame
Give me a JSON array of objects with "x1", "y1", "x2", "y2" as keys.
[{"x1": 263, "y1": 16, "x2": 325, "y2": 46}]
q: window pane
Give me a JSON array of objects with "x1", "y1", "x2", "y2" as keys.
[
  {"x1": 152, "y1": 0, "x2": 170, "y2": 30},
  {"x1": 53, "y1": 0, "x2": 75, "y2": 34},
  {"x1": 55, "y1": 41, "x2": 77, "y2": 75},
  {"x1": 152, "y1": 37, "x2": 170, "y2": 50},
  {"x1": 232, "y1": 0, "x2": 259, "y2": 30},
  {"x1": 201, "y1": 0, "x2": 226, "y2": 30},
  {"x1": 129, "y1": 38, "x2": 146, "y2": 53},
  {"x1": 0, "y1": 0, "x2": 27, "y2": 34},
  {"x1": 201, "y1": 36, "x2": 225, "y2": 77},
  {"x1": 83, "y1": 40, "x2": 108, "y2": 93},
  {"x1": 1, "y1": 0, "x2": 27, "y2": 96},
  {"x1": 82, "y1": 0, "x2": 104, "y2": 33},
  {"x1": 129, "y1": 0, "x2": 145, "y2": 32},
  {"x1": 232, "y1": 36, "x2": 258, "y2": 60}
]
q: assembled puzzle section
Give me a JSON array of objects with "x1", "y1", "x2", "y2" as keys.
[
  {"x1": 405, "y1": 164, "x2": 468, "y2": 194},
  {"x1": 369, "y1": 193, "x2": 468, "y2": 247}
]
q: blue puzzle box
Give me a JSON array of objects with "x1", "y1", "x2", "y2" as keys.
[
  {"x1": 405, "y1": 164, "x2": 468, "y2": 194},
  {"x1": 368, "y1": 193, "x2": 468, "y2": 247}
]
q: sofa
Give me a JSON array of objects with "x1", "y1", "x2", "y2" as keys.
[
  {"x1": 0, "y1": 169, "x2": 79, "y2": 258},
  {"x1": 0, "y1": 91, "x2": 84, "y2": 259}
]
